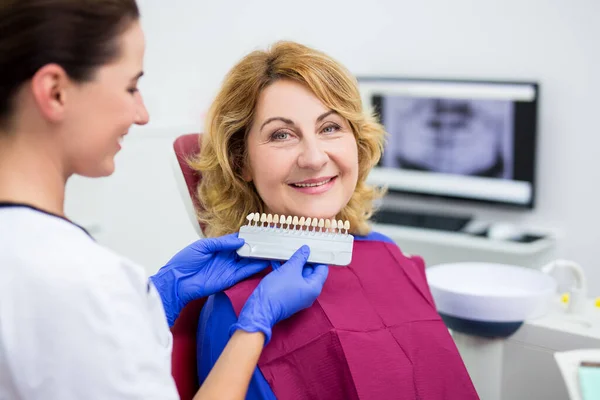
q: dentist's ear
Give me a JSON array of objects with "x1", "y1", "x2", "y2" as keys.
[{"x1": 31, "y1": 63, "x2": 69, "y2": 123}]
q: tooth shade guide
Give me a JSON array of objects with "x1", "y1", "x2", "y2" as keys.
[
  {"x1": 311, "y1": 218, "x2": 318, "y2": 233},
  {"x1": 243, "y1": 213, "x2": 350, "y2": 234},
  {"x1": 237, "y1": 212, "x2": 354, "y2": 266}
]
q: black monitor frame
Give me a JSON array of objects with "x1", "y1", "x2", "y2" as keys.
[{"x1": 357, "y1": 76, "x2": 539, "y2": 210}]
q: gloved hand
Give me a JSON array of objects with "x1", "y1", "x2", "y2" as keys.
[
  {"x1": 150, "y1": 233, "x2": 270, "y2": 327},
  {"x1": 230, "y1": 245, "x2": 329, "y2": 344}
]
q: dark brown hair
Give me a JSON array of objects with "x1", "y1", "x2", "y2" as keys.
[{"x1": 0, "y1": 0, "x2": 140, "y2": 127}]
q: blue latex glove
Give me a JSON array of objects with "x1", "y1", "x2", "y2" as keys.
[
  {"x1": 230, "y1": 245, "x2": 329, "y2": 344},
  {"x1": 150, "y1": 233, "x2": 270, "y2": 327}
]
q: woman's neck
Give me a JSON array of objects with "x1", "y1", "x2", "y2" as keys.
[{"x1": 0, "y1": 131, "x2": 67, "y2": 217}]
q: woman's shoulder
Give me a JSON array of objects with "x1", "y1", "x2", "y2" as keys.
[
  {"x1": 354, "y1": 230, "x2": 396, "y2": 244},
  {"x1": 354, "y1": 229, "x2": 426, "y2": 267}
]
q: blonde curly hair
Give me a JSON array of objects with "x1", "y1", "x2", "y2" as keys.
[{"x1": 188, "y1": 41, "x2": 387, "y2": 237}]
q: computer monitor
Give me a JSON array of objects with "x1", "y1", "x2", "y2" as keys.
[{"x1": 358, "y1": 77, "x2": 539, "y2": 209}]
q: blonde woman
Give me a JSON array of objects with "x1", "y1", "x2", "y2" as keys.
[{"x1": 191, "y1": 41, "x2": 479, "y2": 400}]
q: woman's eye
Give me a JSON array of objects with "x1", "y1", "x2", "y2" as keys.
[
  {"x1": 127, "y1": 88, "x2": 139, "y2": 94},
  {"x1": 271, "y1": 131, "x2": 290, "y2": 141},
  {"x1": 322, "y1": 124, "x2": 341, "y2": 134}
]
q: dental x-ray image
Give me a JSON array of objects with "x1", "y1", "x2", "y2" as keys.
[{"x1": 377, "y1": 96, "x2": 515, "y2": 179}]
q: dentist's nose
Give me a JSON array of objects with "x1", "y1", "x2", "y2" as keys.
[
  {"x1": 297, "y1": 139, "x2": 328, "y2": 170},
  {"x1": 134, "y1": 92, "x2": 150, "y2": 126}
]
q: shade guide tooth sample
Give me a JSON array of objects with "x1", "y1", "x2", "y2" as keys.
[{"x1": 237, "y1": 213, "x2": 354, "y2": 266}]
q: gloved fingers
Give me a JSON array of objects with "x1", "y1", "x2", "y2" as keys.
[
  {"x1": 279, "y1": 245, "x2": 310, "y2": 273},
  {"x1": 303, "y1": 264, "x2": 329, "y2": 289},
  {"x1": 270, "y1": 260, "x2": 283, "y2": 270},
  {"x1": 199, "y1": 233, "x2": 245, "y2": 253},
  {"x1": 301, "y1": 265, "x2": 314, "y2": 278},
  {"x1": 234, "y1": 258, "x2": 270, "y2": 279}
]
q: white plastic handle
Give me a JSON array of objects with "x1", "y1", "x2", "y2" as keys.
[{"x1": 541, "y1": 259, "x2": 587, "y2": 314}]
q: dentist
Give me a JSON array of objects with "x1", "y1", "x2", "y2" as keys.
[{"x1": 0, "y1": 1, "x2": 329, "y2": 399}]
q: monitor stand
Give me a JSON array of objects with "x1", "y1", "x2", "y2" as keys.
[{"x1": 371, "y1": 207, "x2": 473, "y2": 233}]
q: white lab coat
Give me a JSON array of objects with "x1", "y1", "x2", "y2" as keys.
[{"x1": 0, "y1": 204, "x2": 180, "y2": 399}]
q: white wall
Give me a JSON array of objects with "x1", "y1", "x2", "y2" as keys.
[{"x1": 65, "y1": 0, "x2": 600, "y2": 295}]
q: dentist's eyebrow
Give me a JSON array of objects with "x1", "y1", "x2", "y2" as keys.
[
  {"x1": 260, "y1": 117, "x2": 294, "y2": 132},
  {"x1": 316, "y1": 110, "x2": 338, "y2": 123},
  {"x1": 130, "y1": 71, "x2": 144, "y2": 81}
]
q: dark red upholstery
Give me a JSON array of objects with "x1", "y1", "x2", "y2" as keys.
[
  {"x1": 171, "y1": 133, "x2": 205, "y2": 400},
  {"x1": 170, "y1": 298, "x2": 206, "y2": 400},
  {"x1": 173, "y1": 133, "x2": 202, "y2": 212}
]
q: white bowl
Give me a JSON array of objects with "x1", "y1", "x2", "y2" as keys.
[{"x1": 426, "y1": 262, "x2": 557, "y2": 337}]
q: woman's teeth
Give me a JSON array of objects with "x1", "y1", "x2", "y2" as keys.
[{"x1": 293, "y1": 178, "x2": 332, "y2": 188}]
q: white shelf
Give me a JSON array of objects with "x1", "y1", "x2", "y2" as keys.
[
  {"x1": 370, "y1": 222, "x2": 559, "y2": 268},
  {"x1": 372, "y1": 223, "x2": 556, "y2": 255}
]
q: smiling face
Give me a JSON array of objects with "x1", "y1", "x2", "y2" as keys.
[
  {"x1": 244, "y1": 79, "x2": 359, "y2": 220},
  {"x1": 61, "y1": 20, "x2": 149, "y2": 177}
]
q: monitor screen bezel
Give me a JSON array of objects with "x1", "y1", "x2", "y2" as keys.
[{"x1": 356, "y1": 76, "x2": 539, "y2": 210}]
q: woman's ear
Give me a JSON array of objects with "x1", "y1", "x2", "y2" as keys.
[
  {"x1": 242, "y1": 166, "x2": 253, "y2": 182},
  {"x1": 241, "y1": 157, "x2": 253, "y2": 182}
]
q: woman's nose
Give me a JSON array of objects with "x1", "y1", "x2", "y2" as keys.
[
  {"x1": 297, "y1": 139, "x2": 328, "y2": 170},
  {"x1": 134, "y1": 92, "x2": 149, "y2": 126}
]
